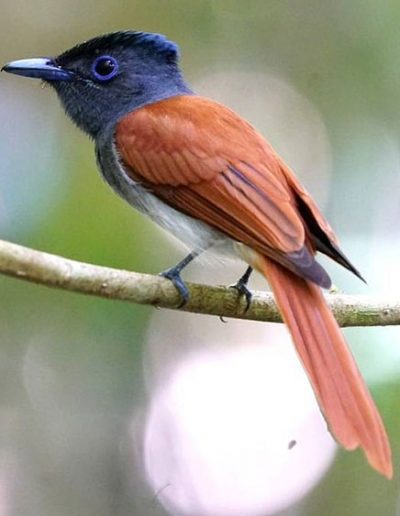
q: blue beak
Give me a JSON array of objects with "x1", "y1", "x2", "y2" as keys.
[{"x1": 1, "y1": 57, "x2": 73, "y2": 81}]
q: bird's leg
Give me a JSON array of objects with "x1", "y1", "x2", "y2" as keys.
[
  {"x1": 230, "y1": 266, "x2": 253, "y2": 311},
  {"x1": 159, "y1": 248, "x2": 203, "y2": 306}
]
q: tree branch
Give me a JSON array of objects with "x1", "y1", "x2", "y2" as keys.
[{"x1": 0, "y1": 238, "x2": 398, "y2": 327}]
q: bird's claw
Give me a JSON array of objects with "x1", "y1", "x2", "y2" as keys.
[
  {"x1": 230, "y1": 280, "x2": 253, "y2": 312},
  {"x1": 159, "y1": 268, "x2": 190, "y2": 307}
]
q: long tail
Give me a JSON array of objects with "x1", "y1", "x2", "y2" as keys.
[{"x1": 256, "y1": 254, "x2": 392, "y2": 478}]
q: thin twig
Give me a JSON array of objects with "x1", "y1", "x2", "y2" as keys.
[{"x1": 0, "y1": 238, "x2": 398, "y2": 327}]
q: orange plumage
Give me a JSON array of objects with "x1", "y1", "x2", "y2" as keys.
[{"x1": 116, "y1": 95, "x2": 392, "y2": 477}]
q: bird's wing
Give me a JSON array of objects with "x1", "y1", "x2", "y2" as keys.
[{"x1": 115, "y1": 95, "x2": 335, "y2": 284}]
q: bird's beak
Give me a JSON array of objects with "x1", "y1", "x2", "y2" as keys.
[{"x1": 1, "y1": 58, "x2": 73, "y2": 81}]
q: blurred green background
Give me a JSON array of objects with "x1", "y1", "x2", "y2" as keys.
[{"x1": 1, "y1": 1, "x2": 400, "y2": 515}]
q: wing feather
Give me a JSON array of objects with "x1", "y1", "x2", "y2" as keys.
[{"x1": 115, "y1": 95, "x2": 340, "y2": 279}]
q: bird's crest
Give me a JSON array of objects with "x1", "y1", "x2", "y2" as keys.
[{"x1": 57, "y1": 31, "x2": 179, "y2": 65}]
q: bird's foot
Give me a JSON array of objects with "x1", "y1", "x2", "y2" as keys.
[
  {"x1": 158, "y1": 249, "x2": 204, "y2": 307},
  {"x1": 230, "y1": 281, "x2": 253, "y2": 312},
  {"x1": 230, "y1": 266, "x2": 253, "y2": 312},
  {"x1": 159, "y1": 267, "x2": 190, "y2": 307}
]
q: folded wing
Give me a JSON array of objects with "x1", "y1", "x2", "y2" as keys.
[{"x1": 116, "y1": 95, "x2": 334, "y2": 286}]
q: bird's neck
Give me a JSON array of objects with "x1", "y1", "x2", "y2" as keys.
[
  {"x1": 125, "y1": 72, "x2": 194, "y2": 115},
  {"x1": 96, "y1": 72, "x2": 194, "y2": 139}
]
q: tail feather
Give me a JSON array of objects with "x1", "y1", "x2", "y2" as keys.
[{"x1": 257, "y1": 254, "x2": 392, "y2": 478}]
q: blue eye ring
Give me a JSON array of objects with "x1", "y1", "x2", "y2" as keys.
[{"x1": 91, "y1": 55, "x2": 119, "y2": 81}]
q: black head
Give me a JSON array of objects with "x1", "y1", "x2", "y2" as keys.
[{"x1": 2, "y1": 31, "x2": 193, "y2": 138}]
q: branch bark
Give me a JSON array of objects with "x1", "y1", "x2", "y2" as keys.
[{"x1": 0, "y1": 238, "x2": 398, "y2": 327}]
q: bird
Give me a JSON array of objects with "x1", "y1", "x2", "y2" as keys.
[{"x1": 2, "y1": 30, "x2": 392, "y2": 478}]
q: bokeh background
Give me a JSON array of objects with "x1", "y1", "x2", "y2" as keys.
[{"x1": 1, "y1": 1, "x2": 400, "y2": 515}]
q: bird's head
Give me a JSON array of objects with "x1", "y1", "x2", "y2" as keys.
[{"x1": 2, "y1": 31, "x2": 192, "y2": 137}]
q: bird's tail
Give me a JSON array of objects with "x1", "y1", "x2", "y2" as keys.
[{"x1": 256, "y1": 253, "x2": 392, "y2": 478}]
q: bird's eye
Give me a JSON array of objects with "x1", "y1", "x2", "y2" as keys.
[{"x1": 91, "y1": 55, "x2": 119, "y2": 81}]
